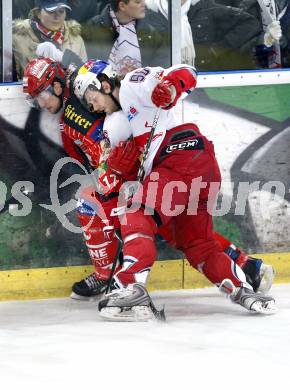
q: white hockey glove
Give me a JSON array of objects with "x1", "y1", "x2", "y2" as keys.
[
  {"x1": 36, "y1": 42, "x2": 63, "y2": 62},
  {"x1": 264, "y1": 20, "x2": 282, "y2": 47}
]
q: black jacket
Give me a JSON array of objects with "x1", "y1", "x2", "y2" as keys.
[
  {"x1": 83, "y1": 4, "x2": 170, "y2": 67},
  {"x1": 217, "y1": 0, "x2": 290, "y2": 68},
  {"x1": 188, "y1": 0, "x2": 261, "y2": 70}
]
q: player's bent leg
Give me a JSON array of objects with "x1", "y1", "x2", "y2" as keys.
[
  {"x1": 112, "y1": 209, "x2": 157, "y2": 288},
  {"x1": 184, "y1": 239, "x2": 249, "y2": 288},
  {"x1": 213, "y1": 231, "x2": 275, "y2": 293},
  {"x1": 185, "y1": 241, "x2": 277, "y2": 315},
  {"x1": 219, "y1": 279, "x2": 276, "y2": 315}
]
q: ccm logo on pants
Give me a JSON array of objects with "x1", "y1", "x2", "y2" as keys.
[{"x1": 160, "y1": 137, "x2": 205, "y2": 157}]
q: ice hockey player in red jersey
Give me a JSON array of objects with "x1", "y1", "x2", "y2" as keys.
[
  {"x1": 23, "y1": 57, "x2": 124, "y2": 299},
  {"x1": 73, "y1": 61, "x2": 276, "y2": 318}
]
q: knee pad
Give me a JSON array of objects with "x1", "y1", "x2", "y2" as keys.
[
  {"x1": 121, "y1": 209, "x2": 157, "y2": 243},
  {"x1": 114, "y1": 210, "x2": 158, "y2": 288}
]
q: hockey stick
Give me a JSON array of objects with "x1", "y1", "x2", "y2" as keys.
[
  {"x1": 105, "y1": 229, "x2": 123, "y2": 294},
  {"x1": 137, "y1": 107, "x2": 162, "y2": 183},
  {"x1": 110, "y1": 106, "x2": 163, "y2": 214},
  {"x1": 126, "y1": 106, "x2": 167, "y2": 322},
  {"x1": 111, "y1": 106, "x2": 163, "y2": 210},
  {"x1": 105, "y1": 107, "x2": 163, "y2": 297},
  {"x1": 149, "y1": 299, "x2": 166, "y2": 322}
]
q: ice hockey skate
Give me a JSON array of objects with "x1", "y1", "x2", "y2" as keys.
[
  {"x1": 242, "y1": 257, "x2": 275, "y2": 294},
  {"x1": 71, "y1": 273, "x2": 108, "y2": 301},
  {"x1": 98, "y1": 283, "x2": 166, "y2": 322},
  {"x1": 219, "y1": 279, "x2": 277, "y2": 315},
  {"x1": 224, "y1": 245, "x2": 275, "y2": 293}
]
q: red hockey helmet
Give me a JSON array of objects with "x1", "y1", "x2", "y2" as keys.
[{"x1": 23, "y1": 57, "x2": 65, "y2": 98}]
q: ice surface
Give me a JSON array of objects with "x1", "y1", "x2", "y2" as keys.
[{"x1": 1, "y1": 284, "x2": 290, "y2": 390}]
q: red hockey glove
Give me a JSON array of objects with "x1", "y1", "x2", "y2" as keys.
[
  {"x1": 151, "y1": 80, "x2": 176, "y2": 109},
  {"x1": 107, "y1": 139, "x2": 141, "y2": 181},
  {"x1": 152, "y1": 68, "x2": 197, "y2": 110}
]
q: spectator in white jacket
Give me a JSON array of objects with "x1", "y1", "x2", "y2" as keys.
[{"x1": 146, "y1": 0, "x2": 196, "y2": 66}]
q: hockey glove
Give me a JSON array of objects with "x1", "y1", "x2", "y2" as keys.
[
  {"x1": 151, "y1": 80, "x2": 177, "y2": 109},
  {"x1": 107, "y1": 140, "x2": 141, "y2": 181},
  {"x1": 151, "y1": 68, "x2": 196, "y2": 110},
  {"x1": 264, "y1": 21, "x2": 282, "y2": 47}
]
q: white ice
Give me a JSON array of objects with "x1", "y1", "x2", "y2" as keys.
[{"x1": 1, "y1": 284, "x2": 290, "y2": 390}]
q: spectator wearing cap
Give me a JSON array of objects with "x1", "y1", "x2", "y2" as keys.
[
  {"x1": 12, "y1": 1, "x2": 107, "y2": 23},
  {"x1": 13, "y1": 0, "x2": 87, "y2": 79}
]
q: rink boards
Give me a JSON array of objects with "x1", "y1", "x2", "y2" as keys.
[{"x1": 0, "y1": 252, "x2": 290, "y2": 301}]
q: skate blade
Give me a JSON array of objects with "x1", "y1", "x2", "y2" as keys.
[
  {"x1": 99, "y1": 306, "x2": 154, "y2": 322},
  {"x1": 250, "y1": 300, "x2": 277, "y2": 315},
  {"x1": 258, "y1": 264, "x2": 275, "y2": 294},
  {"x1": 70, "y1": 292, "x2": 100, "y2": 302}
]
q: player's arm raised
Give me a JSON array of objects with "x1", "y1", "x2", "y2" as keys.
[{"x1": 151, "y1": 65, "x2": 197, "y2": 109}]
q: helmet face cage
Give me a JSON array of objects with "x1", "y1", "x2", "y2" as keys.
[{"x1": 25, "y1": 85, "x2": 56, "y2": 110}]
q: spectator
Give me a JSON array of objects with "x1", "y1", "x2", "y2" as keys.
[
  {"x1": 146, "y1": 0, "x2": 196, "y2": 66},
  {"x1": 69, "y1": 0, "x2": 107, "y2": 23},
  {"x1": 278, "y1": 0, "x2": 290, "y2": 67},
  {"x1": 188, "y1": 0, "x2": 264, "y2": 70},
  {"x1": 12, "y1": 0, "x2": 35, "y2": 19},
  {"x1": 147, "y1": 0, "x2": 261, "y2": 71},
  {"x1": 12, "y1": 0, "x2": 87, "y2": 79},
  {"x1": 83, "y1": 0, "x2": 170, "y2": 74},
  {"x1": 217, "y1": 0, "x2": 284, "y2": 68},
  {"x1": 12, "y1": 0, "x2": 106, "y2": 23}
]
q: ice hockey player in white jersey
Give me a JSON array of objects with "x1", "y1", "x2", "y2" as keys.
[{"x1": 74, "y1": 62, "x2": 277, "y2": 320}]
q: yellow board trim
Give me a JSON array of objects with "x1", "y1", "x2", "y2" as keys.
[{"x1": 0, "y1": 253, "x2": 289, "y2": 301}]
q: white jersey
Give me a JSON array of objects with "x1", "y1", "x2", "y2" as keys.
[
  {"x1": 103, "y1": 111, "x2": 132, "y2": 148},
  {"x1": 118, "y1": 65, "x2": 196, "y2": 177}
]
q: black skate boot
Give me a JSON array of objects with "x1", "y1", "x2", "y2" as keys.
[
  {"x1": 71, "y1": 273, "x2": 108, "y2": 301},
  {"x1": 219, "y1": 279, "x2": 277, "y2": 315},
  {"x1": 224, "y1": 246, "x2": 275, "y2": 293},
  {"x1": 243, "y1": 257, "x2": 275, "y2": 293}
]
